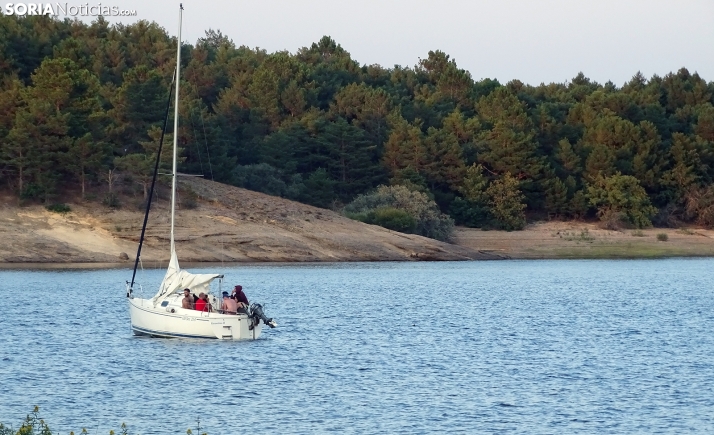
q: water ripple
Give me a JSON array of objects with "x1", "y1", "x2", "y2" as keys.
[{"x1": 1, "y1": 259, "x2": 714, "y2": 433}]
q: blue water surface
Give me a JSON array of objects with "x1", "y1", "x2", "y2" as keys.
[{"x1": 1, "y1": 259, "x2": 713, "y2": 434}]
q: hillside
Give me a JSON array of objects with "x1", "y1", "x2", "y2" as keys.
[{"x1": 0, "y1": 178, "x2": 500, "y2": 265}]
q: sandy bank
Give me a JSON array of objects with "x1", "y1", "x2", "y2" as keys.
[
  {"x1": 455, "y1": 222, "x2": 714, "y2": 259},
  {"x1": 0, "y1": 178, "x2": 498, "y2": 267},
  {"x1": 2, "y1": 178, "x2": 713, "y2": 269}
]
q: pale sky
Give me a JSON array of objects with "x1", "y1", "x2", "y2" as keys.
[{"x1": 76, "y1": 0, "x2": 713, "y2": 86}]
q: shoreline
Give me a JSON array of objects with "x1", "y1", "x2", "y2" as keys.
[
  {"x1": 2, "y1": 249, "x2": 713, "y2": 271},
  {"x1": 2, "y1": 179, "x2": 713, "y2": 269}
]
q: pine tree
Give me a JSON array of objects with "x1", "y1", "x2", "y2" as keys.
[
  {"x1": 63, "y1": 134, "x2": 110, "y2": 199},
  {"x1": 476, "y1": 87, "x2": 545, "y2": 207},
  {"x1": 318, "y1": 117, "x2": 385, "y2": 201},
  {"x1": 422, "y1": 127, "x2": 466, "y2": 190},
  {"x1": 382, "y1": 113, "x2": 427, "y2": 178},
  {"x1": 107, "y1": 66, "x2": 169, "y2": 154}
]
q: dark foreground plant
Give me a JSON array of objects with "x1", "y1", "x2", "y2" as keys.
[
  {"x1": 0, "y1": 406, "x2": 51, "y2": 435},
  {"x1": 0, "y1": 407, "x2": 204, "y2": 435}
]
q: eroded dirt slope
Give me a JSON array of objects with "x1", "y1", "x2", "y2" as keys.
[{"x1": 0, "y1": 178, "x2": 499, "y2": 264}]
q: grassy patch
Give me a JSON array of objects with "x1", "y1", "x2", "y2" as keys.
[
  {"x1": 657, "y1": 233, "x2": 669, "y2": 241},
  {"x1": 561, "y1": 229, "x2": 595, "y2": 243},
  {"x1": 554, "y1": 243, "x2": 692, "y2": 259},
  {"x1": 631, "y1": 230, "x2": 646, "y2": 237}
]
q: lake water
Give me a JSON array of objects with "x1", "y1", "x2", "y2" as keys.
[{"x1": 1, "y1": 259, "x2": 713, "y2": 434}]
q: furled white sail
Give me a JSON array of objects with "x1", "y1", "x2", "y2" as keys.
[{"x1": 152, "y1": 250, "x2": 222, "y2": 306}]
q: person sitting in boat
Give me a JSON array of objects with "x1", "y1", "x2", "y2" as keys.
[
  {"x1": 195, "y1": 292, "x2": 211, "y2": 312},
  {"x1": 182, "y1": 288, "x2": 194, "y2": 310},
  {"x1": 221, "y1": 291, "x2": 238, "y2": 314},
  {"x1": 232, "y1": 285, "x2": 249, "y2": 310}
]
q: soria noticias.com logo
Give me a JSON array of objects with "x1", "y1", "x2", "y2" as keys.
[{"x1": 1, "y1": 3, "x2": 137, "y2": 16}]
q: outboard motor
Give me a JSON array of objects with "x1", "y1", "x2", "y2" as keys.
[{"x1": 249, "y1": 303, "x2": 277, "y2": 328}]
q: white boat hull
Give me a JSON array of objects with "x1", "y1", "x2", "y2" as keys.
[{"x1": 128, "y1": 297, "x2": 263, "y2": 340}]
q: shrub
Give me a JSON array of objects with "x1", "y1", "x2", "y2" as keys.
[
  {"x1": 588, "y1": 174, "x2": 656, "y2": 229},
  {"x1": 344, "y1": 185, "x2": 454, "y2": 241},
  {"x1": 182, "y1": 188, "x2": 198, "y2": 210},
  {"x1": 19, "y1": 183, "x2": 45, "y2": 200},
  {"x1": 657, "y1": 233, "x2": 669, "y2": 241},
  {"x1": 684, "y1": 185, "x2": 714, "y2": 228},
  {"x1": 349, "y1": 207, "x2": 417, "y2": 233},
  {"x1": 46, "y1": 203, "x2": 71, "y2": 214},
  {"x1": 102, "y1": 192, "x2": 120, "y2": 209},
  {"x1": 631, "y1": 230, "x2": 645, "y2": 237},
  {"x1": 597, "y1": 209, "x2": 627, "y2": 230},
  {"x1": 448, "y1": 196, "x2": 490, "y2": 227},
  {"x1": 486, "y1": 173, "x2": 527, "y2": 231}
]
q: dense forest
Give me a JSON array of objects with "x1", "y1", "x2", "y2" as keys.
[{"x1": 1, "y1": 15, "x2": 713, "y2": 234}]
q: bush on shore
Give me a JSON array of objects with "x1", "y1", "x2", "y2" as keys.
[{"x1": 344, "y1": 185, "x2": 454, "y2": 241}]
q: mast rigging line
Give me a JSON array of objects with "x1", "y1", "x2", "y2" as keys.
[
  {"x1": 198, "y1": 106, "x2": 215, "y2": 182},
  {"x1": 128, "y1": 68, "x2": 176, "y2": 293},
  {"x1": 170, "y1": 3, "x2": 183, "y2": 257}
]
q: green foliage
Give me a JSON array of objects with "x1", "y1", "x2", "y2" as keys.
[
  {"x1": 301, "y1": 168, "x2": 336, "y2": 208},
  {"x1": 348, "y1": 207, "x2": 417, "y2": 233},
  {"x1": 181, "y1": 188, "x2": 198, "y2": 210},
  {"x1": 233, "y1": 163, "x2": 291, "y2": 197},
  {"x1": 0, "y1": 407, "x2": 141, "y2": 435},
  {"x1": 0, "y1": 14, "x2": 712, "y2": 229},
  {"x1": 102, "y1": 192, "x2": 120, "y2": 209},
  {"x1": 0, "y1": 407, "x2": 51, "y2": 435},
  {"x1": 657, "y1": 233, "x2": 669, "y2": 241},
  {"x1": 560, "y1": 229, "x2": 595, "y2": 243},
  {"x1": 486, "y1": 173, "x2": 527, "y2": 231},
  {"x1": 448, "y1": 196, "x2": 490, "y2": 228},
  {"x1": 344, "y1": 185, "x2": 454, "y2": 241},
  {"x1": 46, "y1": 203, "x2": 71, "y2": 214},
  {"x1": 451, "y1": 164, "x2": 491, "y2": 227},
  {"x1": 587, "y1": 174, "x2": 657, "y2": 229},
  {"x1": 459, "y1": 164, "x2": 488, "y2": 204}
]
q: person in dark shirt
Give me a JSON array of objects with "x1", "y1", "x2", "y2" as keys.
[{"x1": 232, "y1": 285, "x2": 249, "y2": 311}]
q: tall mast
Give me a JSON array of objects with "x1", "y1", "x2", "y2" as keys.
[{"x1": 170, "y1": 3, "x2": 183, "y2": 256}]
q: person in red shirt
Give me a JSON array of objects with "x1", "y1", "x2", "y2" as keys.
[{"x1": 194, "y1": 292, "x2": 208, "y2": 312}]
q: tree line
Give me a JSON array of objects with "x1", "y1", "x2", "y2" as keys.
[{"x1": 1, "y1": 15, "x2": 713, "y2": 231}]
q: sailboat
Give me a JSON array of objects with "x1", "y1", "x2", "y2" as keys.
[{"x1": 125, "y1": 4, "x2": 276, "y2": 340}]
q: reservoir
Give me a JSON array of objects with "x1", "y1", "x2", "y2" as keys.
[{"x1": 2, "y1": 259, "x2": 713, "y2": 434}]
